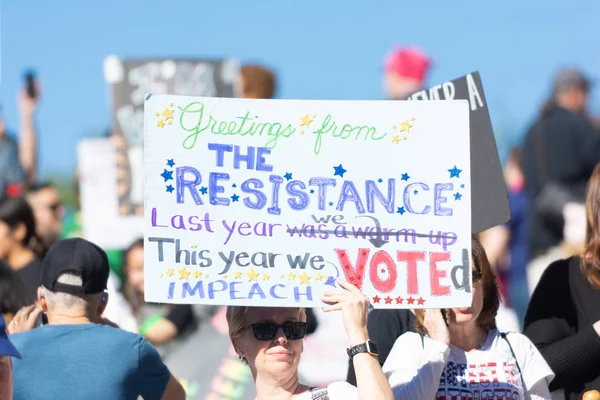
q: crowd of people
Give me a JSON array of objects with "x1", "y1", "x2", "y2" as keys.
[{"x1": 0, "y1": 45, "x2": 600, "y2": 400}]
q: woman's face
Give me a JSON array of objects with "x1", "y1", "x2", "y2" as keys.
[
  {"x1": 0, "y1": 222, "x2": 17, "y2": 259},
  {"x1": 125, "y1": 247, "x2": 145, "y2": 294},
  {"x1": 235, "y1": 307, "x2": 305, "y2": 380},
  {"x1": 450, "y1": 256, "x2": 484, "y2": 325}
]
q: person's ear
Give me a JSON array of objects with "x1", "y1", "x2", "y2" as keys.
[
  {"x1": 38, "y1": 287, "x2": 48, "y2": 312},
  {"x1": 13, "y1": 223, "x2": 27, "y2": 243},
  {"x1": 98, "y1": 292, "x2": 109, "y2": 316}
]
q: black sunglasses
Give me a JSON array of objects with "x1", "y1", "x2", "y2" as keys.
[{"x1": 249, "y1": 321, "x2": 307, "y2": 341}]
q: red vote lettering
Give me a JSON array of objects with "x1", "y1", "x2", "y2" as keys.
[
  {"x1": 369, "y1": 250, "x2": 397, "y2": 293},
  {"x1": 396, "y1": 251, "x2": 425, "y2": 295},
  {"x1": 430, "y1": 251, "x2": 451, "y2": 296},
  {"x1": 335, "y1": 248, "x2": 370, "y2": 289}
]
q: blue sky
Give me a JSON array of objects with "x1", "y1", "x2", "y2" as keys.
[{"x1": 1, "y1": 0, "x2": 599, "y2": 178}]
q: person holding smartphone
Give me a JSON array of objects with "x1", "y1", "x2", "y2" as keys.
[
  {"x1": 0, "y1": 71, "x2": 39, "y2": 199},
  {"x1": 382, "y1": 236, "x2": 555, "y2": 400}
]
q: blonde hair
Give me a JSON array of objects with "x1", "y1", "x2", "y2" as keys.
[{"x1": 225, "y1": 306, "x2": 307, "y2": 364}]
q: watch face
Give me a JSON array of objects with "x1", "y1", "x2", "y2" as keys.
[{"x1": 367, "y1": 341, "x2": 379, "y2": 355}]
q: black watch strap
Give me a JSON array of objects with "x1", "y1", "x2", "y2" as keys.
[{"x1": 347, "y1": 340, "x2": 379, "y2": 359}]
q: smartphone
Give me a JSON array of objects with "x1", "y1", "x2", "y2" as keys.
[
  {"x1": 41, "y1": 312, "x2": 48, "y2": 325},
  {"x1": 24, "y1": 70, "x2": 37, "y2": 99}
]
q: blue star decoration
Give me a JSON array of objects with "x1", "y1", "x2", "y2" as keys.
[
  {"x1": 333, "y1": 164, "x2": 347, "y2": 177},
  {"x1": 284, "y1": 172, "x2": 293, "y2": 181},
  {"x1": 324, "y1": 276, "x2": 337, "y2": 287},
  {"x1": 310, "y1": 189, "x2": 315, "y2": 194},
  {"x1": 231, "y1": 194, "x2": 240, "y2": 202},
  {"x1": 401, "y1": 173, "x2": 410, "y2": 181},
  {"x1": 160, "y1": 169, "x2": 173, "y2": 182},
  {"x1": 166, "y1": 185, "x2": 174, "y2": 193},
  {"x1": 232, "y1": 183, "x2": 237, "y2": 188},
  {"x1": 396, "y1": 207, "x2": 406, "y2": 215},
  {"x1": 378, "y1": 178, "x2": 383, "y2": 183},
  {"x1": 454, "y1": 192, "x2": 462, "y2": 201},
  {"x1": 199, "y1": 187, "x2": 208, "y2": 195},
  {"x1": 328, "y1": 201, "x2": 334, "y2": 206},
  {"x1": 414, "y1": 190, "x2": 418, "y2": 195},
  {"x1": 166, "y1": 159, "x2": 175, "y2": 168},
  {"x1": 461, "y1": 184, "x2": 465, "y2": 189},
  {"x1": 448, "y1": 166, "x2": 462, "y2": 178}
]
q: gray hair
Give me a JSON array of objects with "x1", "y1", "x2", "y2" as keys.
[{"x1": 43, "y1": 271, "x2": 103, "y2": 312}]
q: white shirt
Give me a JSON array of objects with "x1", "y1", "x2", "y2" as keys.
[{"x1": 383, "y1": 330, "x2": 554, "y2": 400}]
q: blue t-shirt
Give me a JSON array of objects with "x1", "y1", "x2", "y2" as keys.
[{"x1": 10, "y1": 324, "x2": 171, "y2": 400}]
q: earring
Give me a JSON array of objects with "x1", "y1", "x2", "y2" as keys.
[{"x1": 445, "y1": 311, "x2": 451, "y2": 326}]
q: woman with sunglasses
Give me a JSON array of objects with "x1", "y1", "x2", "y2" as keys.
[
  {"x1": 226, "y1": 279, "x2": 394, "y2": 400},
  {"x1": 382, "y1": 236, "x2": 555, "y2": 399}
]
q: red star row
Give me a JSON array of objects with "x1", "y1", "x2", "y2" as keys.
[{"x1": 372, "y1": 295, "x2": 426, "y2": 305}]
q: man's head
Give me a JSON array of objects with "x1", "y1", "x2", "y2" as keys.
[
  {"x1": 383, "y1": 47, "x2": 431, "y2": 100},
  {"x1": 26, "y1": 183, "x2": 63, "y2": 247},
  {"x1": 552, "y1": 67, "x2": 592, "y2": 114},
  {"x1": 240, "y1": 65, "x2": 277, "y2": 99},
  {"x1": 0, "y1": 314, "x2": 20, "y2": 400},
  {"x1": 38, "y1": 238, "x2": 110, "y2": 322}
]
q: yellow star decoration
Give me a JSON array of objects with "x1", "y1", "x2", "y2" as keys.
[
  {"x1": 298, "y1": 272, "x2": 311, "y2": 285},
  {"x1": 246, "y1": 268, "x2": 259, "y2": 282},
  {"x1": 155, "y1": 112, "x2": 160, "y2": 117},
  {"x1": 157, "y1": 119, "x2": 165, "y2": 128},
  {"x1": 159, "y1": 273, "x2": 164, "y2": 278},
  {"x1": 411, "y1": 116, "x2": 415, "y2": 121},
  {"x1": 162, "y1": 107, "x2": 174, "y2": 120},
  {"x1": 392, "y1": 135, "x2": 400, "y2": 144},
  {"x1": 299, "y1": 114, "x2": 313, "y2": 128},
  {"x1": 262, "y1": 273, "x2": 271, "y2": 281},
  {"x1": 315, "y1": 272, "x2": 325, "y2": 282},
  {"x1": 203, "y1": 273, "x2": 210, "y2": 279},
  {"x1": 392, "y1": 124, "x2": 397, "y2": 129},
  {"x1": 166, "y1": 268, "x2": 175, "y2": 277},
  {"x1": 169, "y1": 102, "x2": 174, "y2": 107},
  {"x1": 402, "y1": 136, "x2": 407, "y2": 141},
  {"x1": 191, "y1": 244, "x2": 197, "y2": 249},
  {"x1": 399, "y1": 120, "x2": 413, "y2": 133},
  {"x1": 192, "y1": 270, "x2": 202, "y2": 279},
  {"x1": 280, "y1": 274, "x2": 285, "y2": 279},
  {"x1": 300, "y1": 129, "x2": 305, "y2": 135},
  {"x1": 178, "y1": 267, "x2": 191, "y2": 280},
  {"x1": 311, "y1": 114, "x2": 316, "y2": 118},
  {"x1": 168, "y1": 120, "x2": 173, "y2": 125},
  {"x1": 222, "y1": 273, "x2": 227, "y2": 279},
  {"x1": 233, "y1": 271, "x2": 243, "y2": 279},
  {"x1": 287, "y1": 272, "x2": 296, "y2": 281}
]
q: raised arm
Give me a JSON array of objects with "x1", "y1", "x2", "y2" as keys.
[
  {"x1": 322, "y1": 279, "x2": 393, "y2": 400},
  {"x1": 18, "y1": 87, "x2": 39, "y2": 185}
]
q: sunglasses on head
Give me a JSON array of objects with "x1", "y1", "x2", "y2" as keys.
[{"x1": 249, "y1": 321, "x2": 307, "y2": 341}]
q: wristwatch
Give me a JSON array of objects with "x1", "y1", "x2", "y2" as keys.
[{"x1": 347, "y1": 340, "x2": 380, "y2": 359}]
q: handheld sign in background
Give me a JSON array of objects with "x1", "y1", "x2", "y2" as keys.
[
  {"x1": 408, "y1": 72, "x2": 510, "y2": 233},
  {"x1": 144, "y1": 95, "x2": 472, "y2": 308},
  {"x1": 105, "y1": 56, "x2": 240, "y2": 217}
]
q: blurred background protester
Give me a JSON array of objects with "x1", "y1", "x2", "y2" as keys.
[
  {"x1": 0, "y1": 196, "x2": 43, "y2": 303},
  {"x1": 383, "y1": 46, "x2": 431, "y2": 100},
  {"x1": 121, "y1": 238, "x2": 199, "y2": 351},
  {"x1": 0, "y1": 79, "x2": 39, "y2": 200},
  {"x1": 521, "y1": 67, "x2": 600, "y2": 295},
  {"x1": 25, "y1": 182, "x2": 64, "y2": 256},
  {"x1": 239, "y1": 64, "x2": 277, "y2": 99},
  {"x1": 480, "y1": 147, "x2": 530, "y2": 327},
  {"x1": 523, "y1": 163, "x2": 600, "y2": 400},
  {"x1": 0, "y1": 261, "x2": 30, "y2": 324}
]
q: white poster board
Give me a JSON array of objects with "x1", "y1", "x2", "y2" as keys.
[{"x1": 144, "y1": 95, "x2": 472, "y2": 308}]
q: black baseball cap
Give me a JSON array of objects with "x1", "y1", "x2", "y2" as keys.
[{"x1": 41, "y1": 238, "x2": 110, "y2": 295}]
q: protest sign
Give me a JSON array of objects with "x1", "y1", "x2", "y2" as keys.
[
  {"x1": 144, "y1": 95, "x2": 472, "y2": 308},
  {"x1": 407, "y1": 72, "x2": 510, "y2": 233}
]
